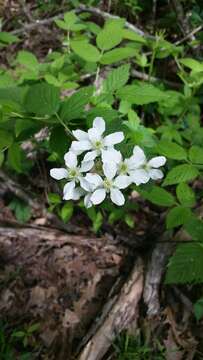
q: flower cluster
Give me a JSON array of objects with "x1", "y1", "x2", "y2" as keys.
[{"x1": 50, "y1": 117, "x2": 166, "y2": 208}]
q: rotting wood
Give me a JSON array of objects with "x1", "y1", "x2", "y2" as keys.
[{"x1": 77, "y1": 258, "x2": 143, "y2": 360}]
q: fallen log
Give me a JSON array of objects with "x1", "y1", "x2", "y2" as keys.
[{"x1": 77, "y1": 258, "x2": 143, "y2": 360}]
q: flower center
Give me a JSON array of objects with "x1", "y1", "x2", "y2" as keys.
[
  {"x1": 142, "y1": 163, "x2": 150, "y2": 171},
  {"x1": 94, "y1": 140, "x2": 103, "y2": 150},
  {"x1": 103, "y1": 178, "x2": 112, "y2": 191},
  {"x1": 119, "y1": 162, "x2": 128, "y2": 174},
  {"x1": 69, "y1": 168, "x2": 79, "y2": 179}
]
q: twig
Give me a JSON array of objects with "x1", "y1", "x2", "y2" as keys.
[
  {"x1": 175, "y1": 25, "x2": 203, "y2": 45},
  {"x1": 0, "y1": 170, "x2": 40, "y2": 210},
  {"x1": 78, "y1": 4, "x2": 153, "y2": 39},
  {"x1": 171, "y1": 0, "x2": 195, "y2": 41},
  {"x1": 11, "y1": 3, "x2": 153, "y2": 40},
  {"x1": 131, "y1": 69, "x2": 181, "y2": 89}
]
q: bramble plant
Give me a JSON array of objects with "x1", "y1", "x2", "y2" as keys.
[{"x1": 1, "y1": 8, "x2": 203, "y2": 287}]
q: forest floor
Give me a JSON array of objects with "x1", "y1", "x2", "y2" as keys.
[{"x1": 0, "y1": 1, "x2": 203, "y2": 359}]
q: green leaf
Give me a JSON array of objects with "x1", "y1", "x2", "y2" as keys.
[
  {"x1": 163, "y1": 164, "x2": 199, "y2": 186},
  {"x1": 48, "y1": 193, "x2": 61, "y2": 205},
  {"x1": 7, "y1": 143, "x2": 23, "y2": 173},
  {"x1": 194, "y1": 298, "x2": 203, "y2": 321},
  {"x1": 184, "y1": 215, "x2": 203, "y2": 242},
  {"x1": 176, "y1": 183, "x2": 195, "y2": 207},
  {"x1": 189, "y1": 146, "x2": 203, "y2": 164},
  {"x1": 9, "y1": 199, "x2": 31, "y2": 223},
  {"x1": 124, "y1": 214, "x2": 134, "y2": 228},
  {"x1": 165, "y1": 243, "x2": 203, "y2": 284},
  {"x1": 0, "y1": 129, "x2": 13, "y2": 150},
  {"x1": 96, "y1": 25, "x2": 122, "y2": 51},
  {"x1": 0, "y1": 86, "x2": 28, "y2": 109},
  {"x1": 140, "y1": 186, "x2": 176, "y2": 207},
  {"x1": 180, "y1": 58, "x2": 203, "y2": 72},
  {"x1": 103, "y1": 64, "x2": 130, "y2": 93},
  {"x1": 60, "y1": 86, "x2": 93, "y2": 121},
  {"x1": 122, "y1": 29, "x2": 146, "y2": 43},
  {"x1": 0, "y1": 152, "x2": 4, "y2": 166},
  {"x1": 17, "y1": 51, "x2": 39, "y2": 69},
  {"x1": 49, "y1": 126, "x2": 70, "y2": 157},
  {"x1": 117, "y1": 83, "x2": 166, "y2": 105},
  {"x1": 0, "y1": 31, "x2": 19, "y2": 44},
  {"x1": 93, "y1": 211, "x2": 103, "y2": 233},
  {"x1": 166, "y1": 206, "x2": 191, "y2": 229},
  {"x1": 64, "y1": 11, "x2": 77, "y2": 28},
  {"x1": 157, "y1": 140, "x2": 187, "y2": 160},
  {"x1": 55, "y1": 19, "x2": 69, "y2": 30},
  {"x1": 12, "y1": 331, "x2": 25, "y2": 338},
  {"x1": 44, "y1": 74, "x2": 60, "y2": 87},
  {"x1": 100, "y1": 47, "x2": 137, "y2": 65},
  {"x1": 24, "y1": 83, "x2": 60, "y2": 116},
  {"x1": 60, "y1": 202, "x2": 73, "y2": 223},
  {"x1": 71, "y1": 40, "x2": 101, "y2": 62}
]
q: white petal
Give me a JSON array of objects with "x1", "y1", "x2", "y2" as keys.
[
  {"x1": 83, "y1": 150, "x2": 98, "y2": 162},
  {"x1": 103, "y1": 162, "x2": 117, "y2": 180},
  {"x1": 64, "y1": 151, "x2": 77, "y2": 169},
  {"x1": 104, "y1": 132, "x2": 124, "y2": 146},
  {"x1": 114, "y1": 175, "x2": 131, "y2": 189},
  {"x1": 148, "y1": 156, "x2": 166, "y2": 168},
  {"x1": 132, "y1": 146, "x2": 146, "y2": 167},
  {"x1": 71, "y1": 140, "x2": 92, "y2": 153},
  {"x1": 85, "y1": 173, "x2": 103, "y2": 188},
  {"x1": 93, "y1": 117, "x2": 105, "y2": 134},
  {"x1": 84, "y1": 193, "x2": 93, "y2": 208},
  {"x1": 72, "y1": 187, "x2": 84, "y2": 200},
  {"x1": 80, "y1": 160, "x2": 94, "y2": 172},
  {"x1": 149, "y1": 169, "x2": 164, "y2": 180},
  {"x1": 79, "y1": 177, "x2": 92, "y2": 192},
  {"x1": 88, "y1": 128, "x2": 102, "y2": 143},
  {"x1": 131, "y1": 169, "x2": 150, "y2": 185},
  {"x1": 125, "y1": 155, "x2": 140, "y2": 170},
  {"x1": 110, "y1": 188, "x2": 125, "y2": 206},
  {"x1": 50, "y1": 168, "x2": 68, "y2": 180},
  {"x1": 91, "y1": 188, "x2": 106, "y2": 205},
  {"x1": 72, "y1": 129, "x2": 88, "y2": 141},
  {"x1": 63, "y1": 181, "x2": 75, "y2": 200},
  {"x1": 101, "y1": 148, "x2": 121, "y2": 163}
]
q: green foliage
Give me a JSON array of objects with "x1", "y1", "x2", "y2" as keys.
[
  {"x1": 9, "y1": 199, "x2": 31, "y2": 223},
  {"x1": 163, "y1": 164, "x2": 199, "y2": 186},
  {"x1": 115, "y1": 333, "x2": 165, "y2": 360},
  {"x1": 24, "y1": 83, "x2": 60, "y2": 116},
  {"x1": 165, "y1": 243, "x2": 203, "y2": 284}
]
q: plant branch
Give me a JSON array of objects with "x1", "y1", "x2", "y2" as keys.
[
  {"x1": 11, "y1": 3, "x2": 153, "y2": 40},
  {"x1": 131, "y1": 69, "x2": 181, "y2": 89},
  {"x1": 175, "y1": 25, "x2": 203, "y2": 45}
]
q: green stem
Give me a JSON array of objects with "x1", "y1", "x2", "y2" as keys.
[
  {"x1": 67, "y1": 31, "x2": 70, "y2": 54},
  {"x1": 148, "y1": 47, "x2": 156, "y2": 80},
  {"x1": 55, "y1": 112, "x2": 74, "y2": 139}
]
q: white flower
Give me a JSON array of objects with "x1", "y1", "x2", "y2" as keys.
[
  {"x1": 85, "y1": 162, "x2": 131, "y2": 207},
  {"x1": 116, "y1": 151, "x2": 141, "y2": 181},
  {"x1": 50, "y1": 151, "x2": 93, "y2": 200},
  {"x1": 71, "y1": 117, "x2": 123, "y2": 163},
  {"x1": 130, "y1": 146, "x2": 166, "y2": 185}
]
